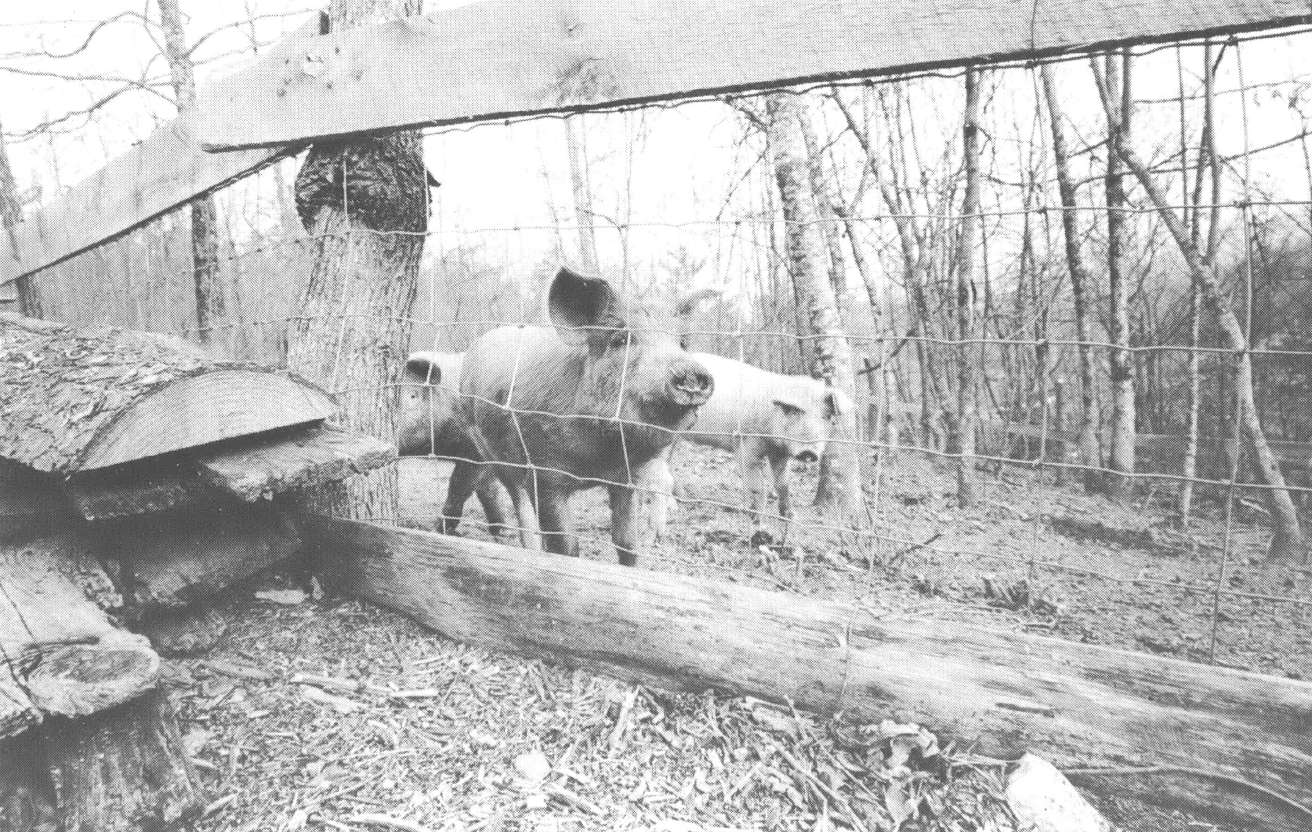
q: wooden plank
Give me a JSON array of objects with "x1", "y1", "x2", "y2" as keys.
[
  {"x1": 0, "y1": 13, "x2": 327, "y2": 282},
  {"x1": 303, "y1": 515, "x2": 1312, "y2": 832},
  {"x1": 199, "y1": 0, "x2": 1312, "y2": 150},
  {"x1": 195, "y1": 424, "x2": 396, "y2": 501}
]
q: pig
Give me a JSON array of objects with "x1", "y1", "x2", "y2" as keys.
[
  {"x1": 397, "y1": 351, "x2": 510, "y2": 538},
  {"x1": 678, "y1": 353, "x2": 852, "y2": 533},
  {"x1": 458, "y1": 266, "x2": 714, "y2": 565}
]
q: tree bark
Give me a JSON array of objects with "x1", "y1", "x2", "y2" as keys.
[
  {"x1": 158, "y1": 0, "x2": 227, "y2": 352},
  {"x1": 0, "y1": 116, "x2": 40, "y2": 318},
  {"x1": 1095, "y1": 52, "x2": 1137, "y2": 503},
  {"x1": 954, "y1": 69, "x2": 983, "y2": 507},
  {"x1": 288, "y1": 0, "x2": 427, "y2": 522},
  {"x1": 1040, "y1": 65, "x2": 1103, "y2": 492},
  {"x1": 766, "y1": 94, "x2": 863, "y2": 526},
  {"x1": 1179, "y1": 43, "x2": 1222, "y2": 524},
  {"x1": 44, "y1": 689, "x2": 203, "y2": 832},
  {"x1": 798, "y1": 101, "x2": 863, "y2": 507},
  {"x1": 1097, "y1": 62, "x2": 1307, "y2": 561}
]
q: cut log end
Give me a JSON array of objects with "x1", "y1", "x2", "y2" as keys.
[{"x1": 26, "y1": 635, "x2": 160, "y2": 719}]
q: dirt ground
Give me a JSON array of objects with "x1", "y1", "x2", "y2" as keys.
[
  {"x1": 179, "y1": 588, "x2": 1239, "y2": 832},
  {"x1": 169, "y1": 450, "x2": 1310, "y2": 831}
]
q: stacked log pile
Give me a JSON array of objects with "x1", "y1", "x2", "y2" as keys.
[{"x1": 0, "y1": 312, "x2": 395, "y2": 832}]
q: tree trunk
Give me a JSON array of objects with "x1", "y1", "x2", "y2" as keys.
[
  {"x1": 158, "y1": 0, "x2": 226, "y2": 352},
  {"x1": 1179, "y1": 42, "x2": 1221, "y2": 524},
  {"x1": 1095, "y1": 52, "x2": 1137, "y2": 503},
  {"x1": 565, "y1": 116, "x2": 600, "y2": 272},
  {"x1": 0, "y1": 116, "x2": 41, "y2": 318},
  {"x1": 1040, "y1": 65, "x2": 1103, "y2": 493},
  {"x1": 288, "y1": 0, "x2": 427, "y2": 522},
  {"x1": 954, "y1": 69, "x2": 983, "y2": 507},
  {"x1": 798, "y1": 102, "x2": 863, "y2": 507},
  {"x1": 1098, "y1": 65, "x2": 1307, "y2": 561},
  {"x1": 766, "y1": 94, "x2": 863, "y2": 526}
]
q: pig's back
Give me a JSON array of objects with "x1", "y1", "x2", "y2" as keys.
[{"x1": 683, "y1": 352, "x2": 781, "y2": 448}]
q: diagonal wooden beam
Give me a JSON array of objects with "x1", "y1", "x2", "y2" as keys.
[
  {"x1": 0, "y1": 13, "x2": 326, "y2": 284},
  {"x1": 198, "y1": 0, "x2": 1312, "y2": 151}
]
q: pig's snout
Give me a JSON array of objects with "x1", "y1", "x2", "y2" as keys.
[
  {"x1": 667, "y1": 359, "x2": 713, "y2": 407},
  {"x1": 795, "y1": 449, "x2": 819, "y2": 463}
]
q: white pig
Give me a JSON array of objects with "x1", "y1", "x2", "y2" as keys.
[
  {"x1": 459, "y1": 267, "x2": 713, "y2": 565},
  {"x1": 679, "y1": 353, "x2": 852, "y2": 531},
  {"x1": 398, "y1": 351, "x2": 509, "y2": 538}
]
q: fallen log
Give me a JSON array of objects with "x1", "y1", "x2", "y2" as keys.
[
  {"x1": 304, "y1": 516, "x2": 1312, "y2": 832},
  {"x1": 107, "y1": 502, "x2": 301, "y2": 609},
  {"x1": 62, "y1": 458, "x2": 211, "y2": 521},
  {"x1": 42, "y1": 688, "x2": 203, "y2": 832},
  {"x1": 0, "y1": 534, "x2": 158, "y2": 737},
  {"x1": 0, "y1": 458, "x2": 73, "y2": 543},
  {"x1": 0, "y1": 313, "x2": 336, "y2": 472}
]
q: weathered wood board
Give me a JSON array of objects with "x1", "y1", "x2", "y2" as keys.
[
  {"x1": 0, "y1": 13, "x2": 327, "y2": 283},
  {"x1": 195, "y1": 424, "x2": 396, "y2": 501},
  {"x1": 199, "y1": 0, "x2": 1312, "y2": 150},
  {"x1": 0, "y1": 313, "x2": 336, "y2": 473},
  {"x1": 304, "y1": 515, "x2": 1312, "y2": 831}
]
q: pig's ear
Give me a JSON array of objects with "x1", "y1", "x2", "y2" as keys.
[
  {"x1": 772, "y1": 397, "x2": 806, "y2": 417},
  {"x1": 405, "y1": 353, "x2": 441, "y2": 385},
  {"x1": 824, "y1": 389, "x2": 853, "y2": 419},
  {"x1": 675, "y1": 288, "x2": 720, "y2": 318},
  {"x1": 549, "y1": 266, "x2": 618, "y2": 346}
]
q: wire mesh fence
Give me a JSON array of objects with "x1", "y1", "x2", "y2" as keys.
[{"x1": 10, "y1": 29, "x2": 1312, "y2": 682}]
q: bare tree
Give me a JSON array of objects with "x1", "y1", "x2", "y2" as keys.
[
  {"x1": 157, "y1": 0, "x2": 226, "y2": 351},
  {"x1": 1096, "y1": 53, "x2": 1306, "y2": 561},
  {"x1": 766, "y1": 92, "x2": 864, "y2": 527},
  {"x1": 954, "y1": 68, "x2": 983, "y2": 507},
  {"x1": 565, "y1": 116, "x2": 600, "y2": 273},
  {"x1": 288, "y1": 0, "x2": 428, "y2": 521},
  {"x1": 1040, "y1": 65, "x2": 1102, "y2": 492},
  {"x1": 1093, "y1": 51, "x2": 1137, "y2": 503},
  {"x1": 0, "y1": 115, "x2": 40, "y2": 317}
]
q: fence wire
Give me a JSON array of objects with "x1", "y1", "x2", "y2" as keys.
[{"x1": 9, "y1": 31, "x2": 1312, "y2": 681}]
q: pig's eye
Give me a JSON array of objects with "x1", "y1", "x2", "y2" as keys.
[{"x1": 609, "y1": 331, "x2": 630, "y2": 350}]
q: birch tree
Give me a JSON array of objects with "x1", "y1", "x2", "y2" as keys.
[
  {"x1": 1040, "y1": 65, "x2": 1103, "y2": 492},
  {"x1": 954, "y1": 68, "x2": 983, "y2": 507},
  {"x1": 1096, "y1": 52, "x2": 1306, "y2": 561},
  {"x1": 1093, "y1": 51, "x2": 1137, "y2": 503},
  {"x1": 766, "y1": 92, "x2": 864, "y2": 527}
]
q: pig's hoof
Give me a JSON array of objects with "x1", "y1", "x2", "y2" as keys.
[
  {"x1": 437, "y1": 519, "x2": 463, "y2": 536},
  {"x1": 749, "y1": 530, "x2": 775, "y2": 548}
]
